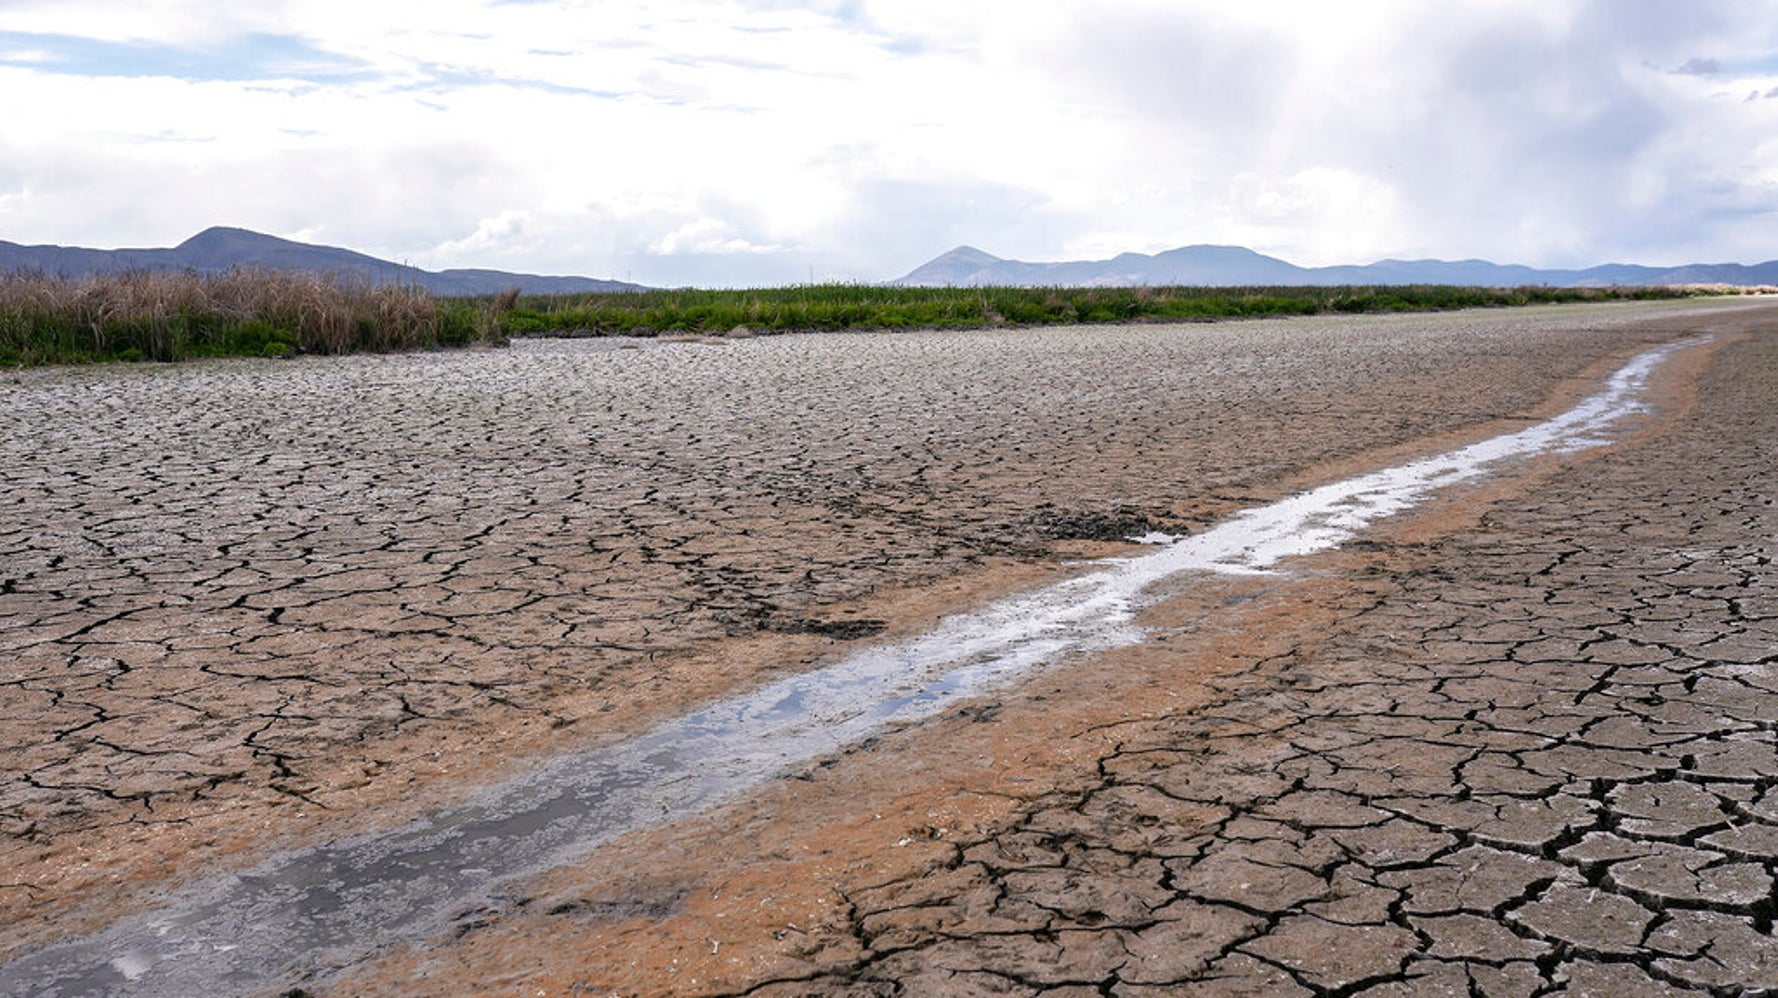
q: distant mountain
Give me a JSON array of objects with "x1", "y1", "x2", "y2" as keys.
[
  {"x1": 0, "y1": 227, "x2": 644, "y2": 295},
  {"x1": 895, "y1": 244, "x2": 1778, "y2": 288}
]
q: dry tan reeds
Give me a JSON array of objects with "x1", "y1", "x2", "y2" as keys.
[{"x1": 0, "y1": 269, "x2": 482, "y2": 365}]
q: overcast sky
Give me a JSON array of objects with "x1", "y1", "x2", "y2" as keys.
[{"x1": 2, "y1": 1, "x2": 1776, "y2": 286}]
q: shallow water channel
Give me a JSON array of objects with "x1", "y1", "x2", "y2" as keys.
[{"x1": 0, "y1": 337, "x2": 1701, "y2": 997}]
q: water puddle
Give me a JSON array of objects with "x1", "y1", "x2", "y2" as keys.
[{"x1": 0, "y1": 336, "x2": 1701, "y2": 996}]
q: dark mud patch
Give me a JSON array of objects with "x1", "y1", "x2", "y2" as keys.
[
  {"x1": 767, "y1": 618, "x2": 890, "y2": 640},
  {"x1": 1025, "y1": 504, "x2": 1187, "y2": 542}
]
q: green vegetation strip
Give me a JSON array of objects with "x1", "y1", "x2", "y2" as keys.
[
  {"x1": 0, "y1": 271, "x2": 1722, "y2": 367},
  {"x1": 495, "y1": 283, "x2": 1711, "y2": 337}
]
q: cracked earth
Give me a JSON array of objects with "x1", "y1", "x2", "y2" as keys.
[{"x1": 3, "y1": 299, "x2": 1775, "y2": 995}]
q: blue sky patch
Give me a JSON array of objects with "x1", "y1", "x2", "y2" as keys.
[
  {"x1": 0, "y1": 30, "x2": 379, "y2": 83},
  {"x1": 401, "y1": 63, "x2": 625, "y2": 99},
  {"x1": 1730, "y1": 53, "x2": 1778, "y2": 75}
]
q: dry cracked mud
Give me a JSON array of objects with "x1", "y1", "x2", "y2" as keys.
[{"x1": 3, "y1": 298, "x2": 1774, "y2": 995}]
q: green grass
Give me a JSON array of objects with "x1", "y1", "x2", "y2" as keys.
[
  {"x1": 0, "y1": 269, "x2": 494, "y2": 367},
  {"x1": 492, "y1": 283, "x2": 1716, "y2": 338},
  {"x1": 0, "y1": 272, "x2": 1727, "y2": 368}
]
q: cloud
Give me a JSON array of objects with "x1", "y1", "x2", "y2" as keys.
[
  {"x1": 0, "y1": 1, "x2": 263, "y2": 46},
  {"x1": 984, "y1": 0, "x2": 1778, "y2": 267},
  {"x1": 3, "y1": 0, "x2": 1778, "y2": 282},
  {"x1": 426, "y1": 210, "x2": 539, "y2": 260},
  {"x1": 650, "y1": 217, "x2": 781, "y2": 256}
]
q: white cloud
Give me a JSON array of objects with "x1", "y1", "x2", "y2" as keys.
[
  {"x1": 0, "y1": 0, "x2": 286, "y2": 46},
  {"x1": 1219, "y1": 168, "x2": 1408, "y2": 265},
  {"x1": 650, "y1": 217, "x2": 780, "y2": 256},
  {"x1": 431, "y1": 209, "x2": 539, "y2": 260},
  {"x1": 2, "y1": 0, "x2": 1778, "y2": 282}
]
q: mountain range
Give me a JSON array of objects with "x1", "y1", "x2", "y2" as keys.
[
  {"x1": 0, "y1": 227, "x2": 642, "y2": 296},
  {"x1": 8, "y1": 228, "x2": 1777, "y2": 292},
  {"x1": 894, "y1": 244, "x2": 1778, "y2": 288}
]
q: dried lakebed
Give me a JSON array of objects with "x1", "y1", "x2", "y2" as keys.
[{"x1": 0, "y1": 298, "x2": 1770, "y2": 989}]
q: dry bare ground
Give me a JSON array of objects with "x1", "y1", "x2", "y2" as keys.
[{"x1": 2, "y1": 298, "x2": 1774, "y2": 994}]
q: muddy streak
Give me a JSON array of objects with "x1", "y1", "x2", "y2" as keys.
[{"x1": 0, "y1": 336, "x2": 1711, "y2": 996}]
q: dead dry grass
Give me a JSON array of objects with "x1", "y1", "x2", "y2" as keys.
[{"x1": 0, "y1": 269, "x2": 487, "y2": 365}]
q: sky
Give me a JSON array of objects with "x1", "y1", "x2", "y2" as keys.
[{"x1": 2, "y1": 1, "x2": 1777, "y2": 286}]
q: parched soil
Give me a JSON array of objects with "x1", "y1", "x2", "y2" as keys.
[{"x1": 2, "y1": 299, "x2": 1773, "y2": 992}]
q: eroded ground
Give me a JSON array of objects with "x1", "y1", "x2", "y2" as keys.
[
  {"x1": 2, "y1": 299, "x2": 1773, "y2": 992},
  {"x1": 331, "y1": 311, "x2": 1778, "y2": 996}
]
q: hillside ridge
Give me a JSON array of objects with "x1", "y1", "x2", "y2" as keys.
[
  {"x1": 896, "y1": 243, "x2": 1778, "y2": 288},
  {"x1": 0, "y1": 227, "x2": 644, "y2": 296}
]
